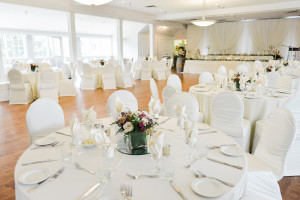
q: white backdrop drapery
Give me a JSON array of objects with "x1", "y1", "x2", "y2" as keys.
[{"x1": 186, "y1": 18, "x2": 300, "y2": 58}]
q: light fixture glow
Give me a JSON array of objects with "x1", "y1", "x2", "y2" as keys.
[
  {"x1": 191, "y1": 0, "x2": 216, "y2": 27},
  {"x1": 73, "y1": 0, "x2": 112, "y2": 6}
]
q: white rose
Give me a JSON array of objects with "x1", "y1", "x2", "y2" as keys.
[
  {"x1": 142, "y1": 118, "x2": 149, "y2": 125},
  {"x1": 123, "y1": 122, "x2": 134, "y2": 133}
]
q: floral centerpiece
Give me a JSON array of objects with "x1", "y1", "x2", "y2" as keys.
[
  {"x1": 231, "y1": 73, "x2": 241, "y2": 91},
  {"x1": 113, "y1": 111, "x2": 157, "y2": 155},
  {"x1": 30, "y1": 64, "x2": 39, "y2": 72},
  {"x1": 283, "y1": 61, "x2": 289, "y2": 67},
  {"x1": 266, "y1": 65, "x2": 277, "y2": 73},
  {"x1": 100, "y1": 60, "x2": 105, "y2": 66}
]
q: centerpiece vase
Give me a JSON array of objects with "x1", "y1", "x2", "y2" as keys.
[
  {"x1": 235, "y1": 81, "x2": 241, "y2": 91},
  {"x1": 128, "y1": 131, "x2": 147, "y2": 155}
]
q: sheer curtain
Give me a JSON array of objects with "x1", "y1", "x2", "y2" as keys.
[
  {"x1": 0, "y1": 44, "x2": 4, "y2": 81},
  {"x1": 186, "y1": 25, "x2": 205, "y2": 53}
]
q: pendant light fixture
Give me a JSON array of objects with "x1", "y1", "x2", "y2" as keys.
[
  {"x1": 73, "y1": 0, "x2": 113, "y2": 6},
  {"x1": 191, "y1": 0, "x2": 216, "y2": 27}
]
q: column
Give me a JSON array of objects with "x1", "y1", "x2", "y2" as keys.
[
  {"x1": 26, "y1": 35, "x2": 34, "y2": 60},
  {"x1": 149, "y1": 24, "x2": 155, "y2": 58},
  {"x1": 0, "y1": 41, "x2": 4, "y2": 81},
  {"x1": 117, "y1": 19, "x2": 123, "y2": 62},
  {"x1": 67, "y1": 12, "x2": 78, "y2": 63}
]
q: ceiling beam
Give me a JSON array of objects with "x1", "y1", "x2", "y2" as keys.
[{"x1": 156, "y1": 1, "x2": 300, "y2": 20}]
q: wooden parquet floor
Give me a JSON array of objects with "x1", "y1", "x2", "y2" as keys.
[{"x1": 0, "y1": 73, "x2": 299, "y2": 200}]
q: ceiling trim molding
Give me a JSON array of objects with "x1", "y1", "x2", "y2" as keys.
[{"x1": 156, "y1": 1, "x2": 300, "y2": 20}]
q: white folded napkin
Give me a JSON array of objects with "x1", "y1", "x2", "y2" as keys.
[
  {"x1": 184, "y1": 117, "x2": 196, "y2": 131},
  {"x1": 115, "y1": 97, "x2": 125, "y2": 113},
  {"x1": 149, "y1": 131, "x2": 164, "y2": 160},
  {"x1": 69, "y1": 114, "x2": 82, "y2": 135},
  {"x1": 81, "y1": 106, "x2": 97, "y2": 127},
  {"x1": 95, "y1": 130, "x2": 112, "y2": 145},
  {"x1": 174, "y1": 105, "x2": 187, "y2": 128},
  {"x1": 186, "y1": 129, "x2": 198, "y2": 146},
  {"x1": 104, "y1": 143, "x2": 115, "y2": 158},
  {"x1": 148, "y1": 96, "x2": 161, "y2": 117}
]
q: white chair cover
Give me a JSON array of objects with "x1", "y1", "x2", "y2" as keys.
[
  {"x1": 277, "y1": 75, "x2": 292, "y2": 92},
  {"x1": 199, "y1": 72, "x2": 214, "y2": 84},
  {"x1": 152, "y1": 59, "x2": 167, "y2": 80},
  {"x1": 236, "y1": 63, "x2": 249, "y2": 74},
  {"x1": 167, "y1": 74, "x2": 182, "y2": 92},
  {"x1": 80, "y1": 63, "x2": 99, "y2": 90},
  {"x1": 217, "y1": 65, "x2": 227, "y2": 75},
  {"x1": 26, "y1": 98, "x2": 65, "y2": 144},
  {"x1": 102, "y1": 64, "x2": 116, "y2": 89},
  {"x1": 141, "y1": 61, "x2": 151, "y2": 81},
  {"x1": 8, "y1": 69, "x2": 33, "y2": 105},
  {"x1": 242, "y1": 171, "x2": 282, "y2": 200},
  {"x1": 38, "y1": 70, "x2": 58, "y2": 102},
  {"x1": 106, "y1": 90, "x2": 138, "y2": 117},
  {"x1": 165, "y1": 58, "x2": 173, "y2": 77},
  {"x1": 133, "y1": 61, "x2": 142, "y2": 80},
  {"x1": 267, "y1": 72, "x2": 280, "y2": 88},
  {"x1": 248, "y1": 108, "x2": 296, "y2": 180},
  {"x1": 162, "y1": 86, "x2": 177, "y2": 115},
  {"x1": 116, "y1": 63, "x2": 133, "y2": 88},
  {"x1": 211, "y1": 92, "x2": 251, "y2": 152},
  {"x1": 166, "y1": 92, "x2": 199, "y2": 123},
  {"x1": 150, "y1": 78, "x2": 160, "y2": 100},
  {"x1": 0, "y1": 82, "x2": 10, "y2": 102}
]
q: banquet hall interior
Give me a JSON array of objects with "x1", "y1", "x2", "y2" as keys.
[{"x1": 1, "y1": 0, "x2": 300, "y2": 199}]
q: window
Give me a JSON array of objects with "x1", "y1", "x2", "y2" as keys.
[
  {"x1": 33, "y1": 36, "x2": 53, "y2": 58},
  {"x1": 0, "y1": 34, "x2": 26, "y2": 59},
  {"x1": 80, "y1": 37, "x2": 112, "y2": 57},
  {"x1": 62, "y1": 37, "x2": 70, "y2": 58}
]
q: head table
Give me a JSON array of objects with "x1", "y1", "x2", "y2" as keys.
[{"x1": 15, "y1": 117, "x2": 246, "y2": 200}]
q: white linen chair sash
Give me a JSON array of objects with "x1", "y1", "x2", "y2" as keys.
[
  {"x1": 254, "y1": 108, "x2": 296, "y2": 180},
  {"x1": 211, "y1": 92, "x2": 244, "y2": 138},
  {"x1": 150, "y1": 78, "x2": 159, "y2": 100},
  {"x1": 167, "y1": 74, "x2": 182, "y2": 92}
]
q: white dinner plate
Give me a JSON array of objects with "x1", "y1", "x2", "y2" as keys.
[
  {"x1": 198, "y1": 123, "x2": 210, "y2": 130},
  {"x1": 272, "y1": 93, "x2": 288, "y2": 98},
  {"x1": 220, "y1": 146, "x2": 243, "y2": 157},
  {"x1": 194, "y1": 84, "x2": 209, "y2": 88},
  {"x1": 191, "y1": 178, "x2": 225, "y2": 198},
  {"x1": 18, "y1": 168, "x2": 50, "y2": 185},
  {"x1": 244, "y1": 95, "x2": 261, "y2": 99},
  {"x1": 35, "y1": 137, "x2": 58, "y2": 146},
  {"x1": 195, "y1": 88, "x2": 210, "y2": 92}
]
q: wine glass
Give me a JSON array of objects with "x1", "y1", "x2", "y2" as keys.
[
  {"x1": 185, "y1": 131, "x2": 197, "y2": 159},
  {"x1": 150, "y1": 147, "x2": 162, "y2": 174},
  {"x1": 72, "y1": 128, "x2": 83, "y2": 156}
]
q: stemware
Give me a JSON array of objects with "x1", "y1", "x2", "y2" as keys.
[
  {"x1": 150, "y1": 148, "x2": 162, "y2": 174},
  {"x1": 72, "y1": 128, "x2": 83, "y2": 156}
]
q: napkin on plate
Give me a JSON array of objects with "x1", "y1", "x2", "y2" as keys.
[
  {"x1": 148, "y1": 96, "x2": 161, "y2": 117},
  {"x1": 95, "y1": 130, "x2": 114, "y2": 158},
  {"x1": 70, "y1": 114, "x2": 82, "y2": 135},
  {"x1": 115, "y1": 97, "x2": 125, "y2": 113},
  {"x1": 81, "y1": 106, "x2": 97, "y2": 127},
  {"x1": 149, "y1": 131, "x2": 164, "y2": 160},
  {"x1": 174, "y1": 105, "x2": 187, "y2": 127}
]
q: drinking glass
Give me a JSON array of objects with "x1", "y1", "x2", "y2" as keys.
[
  {"x1": 72, "y1": 129, "x2": 83, "y2": 156},
  {"x1": 60, "y1": 142, "x2": 73, "y2": 167},
  {"x1": 195, "y1": 140, "x2": 208, "y2": 159},
  {"x1": 97, "y1": 157, "x2": 113, "y2": 183},
  {"x1": 185, "y1": 132, "x2": 197, "y2": 159},
  {"x1": 162, "y1": 156, "x2": 175, "y2": 181},
  {"x1": 150, "y1": 149, "x2": 162, "y2": 174}
]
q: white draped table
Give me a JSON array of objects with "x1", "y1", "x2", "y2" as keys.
[
  {"x1": 15, "y1": 117, "x2": 247, "y2": 200},
  {"x1": 183, "y1": 60, "x2": 267, "y2": 74}
]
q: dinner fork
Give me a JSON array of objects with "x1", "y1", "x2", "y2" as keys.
[
  {"x1": 194, "y1": 170, "x2": 234, "y2": 187},
  {"x1": 120, "y1": 184, "x2": 126, "y2": 199},
  {"x1": 207, "y1": 144, "x2": 236, "y2": 149},
  {"x1": 74, "y1": 162, "x2": 95, "y2": 175},
  {"x1": 126, "y1": 173, "x2": 159, "y2": 179},
  {"x1": 126, "y1": 185, "x2": 132, "y2": 200}
]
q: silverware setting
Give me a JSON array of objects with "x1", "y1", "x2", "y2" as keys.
[
  {"x1": 194, "y1": 170, "x2": 234, "y2": 187},
  {"x1": 126, "y1": 173, "x2": 159, "y2": 179},
  {"x1": 198, "y1": 130, "x2": 218, "y2": 135},
  {"x1": 55, "y1": 131, "x2": 72, "y2": 137},
  {"x1": 185, "y1": 157, "x2": 200, "y2": 168},
  {"x1": 207, "y1": 157, "x2": 243, "y2": 170},
  {"x1": 207, "y1": 144, "x2": 236, "y2": 149},
  {"x1": 30, "y1": 141, "x2": 65, "y2": 150},
  {"x1": 27, "y1": 167, "x2": 65, "y2": 193},
  {"x1": 80, "y1": 182, "x2": 101, "y2": 200},
  {"x1": 74, "y1": 162, "x2": 95, "y2": 175},
  {"x1": 22, "y1": 159, "x2": 59, "y2": 166},
  {"x1": 170, "y1": 181, "x2": 188, "y2": 200},
  {"x1": 159, "y1": 117, "x2": 171, "y2": 125}
]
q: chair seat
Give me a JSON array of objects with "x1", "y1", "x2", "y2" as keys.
[{"x1": 242, "y1": 171, "x2": 282, "y2": 200}]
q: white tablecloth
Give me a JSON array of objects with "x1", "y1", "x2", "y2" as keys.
[
  {"x1": 183, "y1": 60, "x2": 267, "y2": 74},
  {"x1": 15, "y1": 117, "x2": 247, "y2": 200},
  {"x1": 22, "y1": 71, "x2": 63, "y2": 99}
]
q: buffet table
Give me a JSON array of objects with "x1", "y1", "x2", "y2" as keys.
[
  {"x1": 15, "y1": 117, "x2": 247, "y2": 200},
  {"x1": 183, "y1": 60, "x2": 267, "y2": 74}
]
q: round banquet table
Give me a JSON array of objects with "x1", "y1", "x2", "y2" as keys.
[
  {"x1": 15, "y1": 117, "x2": 247, "y2": 200},
  {"x1": 189, "y1": 86, "x2": 293, "y2": 136}
]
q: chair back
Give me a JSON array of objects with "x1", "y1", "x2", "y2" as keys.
[
  {"x1": 103, "y1": 64, "x2": 115, "y2": 76},
  {"x1": 217, "y1": 65, "x2": 227, "y2": 75},
  {"x1": 62, "y1": 63, "x2": 71, "y2": 79},
  {"x1": 236, "y1": 63, "x2": 249, "y2": 74},
  {"x1": 267, "y1": 72, "x2": 280, "y2": 88},
  {"x1": 40, "y1": 70, "x2": 56, "y2": 88},
  {"x1": 124, "y1": 62, "x2": 132, "y2": 74},
  {"x1": 255, "y1": 108, "x2": 296, "y2": 180},
  {"x1": 8, "y1": 69, "x2": 24, "y2": 89},
  {"x1": 211, "y1": 92, "x2": 244, "y2": 137},
  {"x1": 26, "y1": 98, "x2": 65, "y2": 143},
  {"x1": 82, "y1": 63, "x2": 92, "y2": 75},
  {"x1": 284, "y1": 89, "x2": 300, "y2": 140},
  {"x1": 158, "y1": 59, "x2": 167, "y2": 69},
  {"x1": 199, "y1": 72, "x2": 214, "y2": 84},
  {"x1": 162, "y1": 86, "x2": 177, "y2": 106},
  {"x1": 277, "y1": 75, "x2": 292, "y2": 92},
  {"x1": 106, "y1": 90, "x2": 138, "y2": 117},
  {"x1": 168, "y1": 58, "x2": 173, "y2": 69},
  {"x1": 150, "y1": 78, "x2": 159, "y2": 100},
  {"x1": 141, "y1": 61, "x2": 150, "y2": 70},
  {"x1": 166, "y1": 92, "x2": 199, "y2": 122},
  {"x1": 167, "y1": 74, "x2": 182, "y2": 92}
]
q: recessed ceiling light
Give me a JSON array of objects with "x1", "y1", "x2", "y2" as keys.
[{"x1": 159, "y1": 9, "x2": 164, "y2": 12}]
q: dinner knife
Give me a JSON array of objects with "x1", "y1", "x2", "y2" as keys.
[
  {"x1": 170, "y1": 181, "x2": 188, "y2": 200},
  {"x1": 55, "y1": 131, "x2": 72, "y2": 137},
  {"x1": 207, "y1": 157, "x2": 243, "y2": 170},
  {"x1": 159, "y1": 117, "x2": 171, "y2": 125},
  {"x1": 22, "y1": 159, "x2": 59, "y2": 166},
  {"x1": 80, "y1": 183, "x2": 101, "y2": 200},
  {"x1": 198, "y1": 130, "x2": 218, "y2": 135}
]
